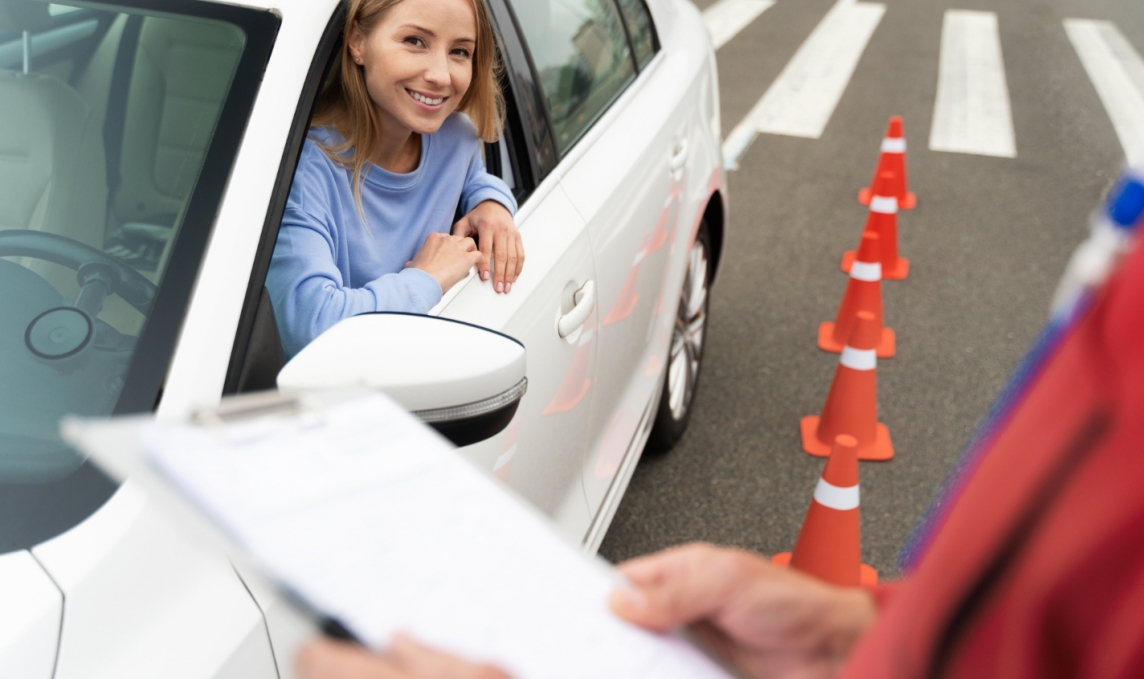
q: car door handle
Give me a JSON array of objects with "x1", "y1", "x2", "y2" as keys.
[
  {"x1": 557, "y1": 280, "x2": 595, "y2": 338},
  {"x1": 669, "y1": 137, "x2": 689, "y2": 173}
]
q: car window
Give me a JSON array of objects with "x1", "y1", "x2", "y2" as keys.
[
  {"x1": 615, "y1": 0, "x2": 656, "y2": 69},
  {"x1": 0, "y1": 0, "x2": 275, "y2": 553},
  {"x1": 510, "y1": 0, "x2": 635, "y2": 156}
]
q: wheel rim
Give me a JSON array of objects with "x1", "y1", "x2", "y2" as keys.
[{"x1": 667, "y1": 237, "x2": 709, "y2": 421}]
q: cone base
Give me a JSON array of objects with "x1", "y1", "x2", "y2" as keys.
[
  {"x1": 842, "y1": 250, "x2": 910, "y2": 280},
  {"x1": 859, "y1": 187, "x2": 916, "y2": 210},
  {"x1": 818, "y1": 322, "x2": 895, "y2": 358},
  {"x1": 771, "y1": 552, "x2": 879, "y2": 587},
  {"x1": 800, "y1": 415, "x2": 894, "y2": 461}
]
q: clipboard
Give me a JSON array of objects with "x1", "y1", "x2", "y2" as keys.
[
  {"x1": 62, "y1": 388, "x2": 741, "y2": 679},
  {"x1": 60, "y1": 389, "x2": 370, "y2": 651}
]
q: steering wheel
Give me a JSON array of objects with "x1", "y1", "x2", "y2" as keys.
[
  {"x1": 0, "y1": 230, "x2": 157, "y2": 361},
  {"x1": 0, "y1": 230, "x2": 156, "y2": 312}
]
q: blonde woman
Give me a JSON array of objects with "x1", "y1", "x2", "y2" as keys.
[{"x1": 267, "y1": 0, "x2": 523, "y2": 358}]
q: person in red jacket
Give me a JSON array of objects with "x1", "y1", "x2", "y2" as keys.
[{"x1": 298, "y1": 178, "x2": 1144, "y2": 679}]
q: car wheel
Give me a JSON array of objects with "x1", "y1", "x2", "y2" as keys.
[{"x1": 646, "y1": 220, "x2": 711, "y2": 454}]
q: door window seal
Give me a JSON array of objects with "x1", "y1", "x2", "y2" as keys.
[{"x1": 486, "y1": 0, "x2": 558, "y2": 181}]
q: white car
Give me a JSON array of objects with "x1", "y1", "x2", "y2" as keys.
[{"x1": 0, "y1": 0, "x2": 726, "y2": 675}]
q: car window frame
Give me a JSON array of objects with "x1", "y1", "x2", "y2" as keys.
[
  {"x1": 222, "y1": 3, "x2": 345, "y2": 395},
  {"x1": 614, "y1": 0, "x2": 660, "y2": 70},
  {"x1": 486, "y1": 0, "x2": 558, "y2": 184}
]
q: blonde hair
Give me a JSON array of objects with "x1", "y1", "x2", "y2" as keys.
[{"x1": 311, "y1": 0, "x2": 504, "y2": 212}]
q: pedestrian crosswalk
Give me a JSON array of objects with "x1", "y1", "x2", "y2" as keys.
[
  {"x1": 707, "y1": 1, "x2": 1144, "y2": 170},
  {"x1": 722, "y1": 0, "x2": 884, "y2": 169}
]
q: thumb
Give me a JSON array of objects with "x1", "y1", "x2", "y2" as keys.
[
  {"x1": 610, "y1": 544, "x2": 749, "y2": 631},
  {"x1": 452, "y1": 216, "x2": 472, "y2": 237}
]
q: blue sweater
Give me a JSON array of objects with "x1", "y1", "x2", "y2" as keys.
[{"x1": 267, "y1": 116, "x2": 516, "y2": 358}]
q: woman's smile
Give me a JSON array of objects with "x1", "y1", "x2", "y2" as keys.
[{"x1": 406, "y1": 88, "x2": 447, "y2": 109}]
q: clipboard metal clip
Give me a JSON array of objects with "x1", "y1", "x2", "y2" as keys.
[{"x1": 193, "y1": 390, "x2": 317, "y2": 429}]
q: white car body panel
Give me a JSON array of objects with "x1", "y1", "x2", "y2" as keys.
[
  {"x1": 233, "y1": 560, "x2": 317, "y2": 679},
  {"x1": 564, "y1": 48, "x2": 687, "y2": 515},
  {"x1": 440, "y1": 177, "x2": 598, "y2": 539},
  {"x1": 33, "y1": 483, "x2": 277, "y2": 678},
  {"x1": 0, "y1": 550, "x2": 61, "y2": 679}
]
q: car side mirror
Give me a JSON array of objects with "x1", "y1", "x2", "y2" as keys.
[{"x1": 277, "y1": 313, "x2": 526, "y2": 447}]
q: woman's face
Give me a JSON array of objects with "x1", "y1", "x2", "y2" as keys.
[{"x1": 348, "y1": 0, "x2": 477, "y2": 138}]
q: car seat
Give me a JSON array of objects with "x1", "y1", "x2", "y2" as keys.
[
  {"x1": 104, "y1": 14, "x2": 244, "y2": 268},
  {"x1": 0, "y1": 1, "x2": 108, "y2": 296}
]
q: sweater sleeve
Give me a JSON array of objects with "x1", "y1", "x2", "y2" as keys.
[
  {"x1": 267, "y1": 205, "x2": 442, "y2": 359},
  {"x1": 459, "y1": 143, "x2": 517, "y2": 216}
]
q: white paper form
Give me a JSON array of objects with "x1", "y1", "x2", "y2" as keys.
[{"x1": 139, "y1": 393, "x2": 734, "y2": 679}]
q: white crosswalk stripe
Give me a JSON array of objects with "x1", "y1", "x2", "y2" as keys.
[
  {"x1": 929, "y1": 10, "x2": 1016, "y2": 158},
  {"x1": 703, "y1": 0, "x2": 775, "y2": 50},
  {"x1": 722, "y1": 0, "x2": 885, "y2": 169},
  {"x1": 1065, "y1": 19, "x2": 1144, "y2": 165}
]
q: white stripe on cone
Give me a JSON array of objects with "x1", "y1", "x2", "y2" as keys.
[
  {"x1": 840, "y1": 346, "x2": 877, "y2": 370},
  {"x1": 849, "y1": 260, "x2": 882, "y2": 282},
  {"x1": 881, "y1": 137, "x2": 906, "y2": 153},
  {"x1": 870, "y1": 195, "x2": 899, "y2": 214},
  {"x1": 813, "y1": 477, "x2": 860, "y2": 510}
]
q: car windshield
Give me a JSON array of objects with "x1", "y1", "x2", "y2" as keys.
[{"x1": 0, "y1": 0, "x2": 275, "y2": 552}]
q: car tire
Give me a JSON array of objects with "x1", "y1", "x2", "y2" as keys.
[{"x1": 646, "y1": 220, "x2": 711, "y2": 454}]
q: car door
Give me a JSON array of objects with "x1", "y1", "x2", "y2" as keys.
[
  {"x1": 431, "y1": 3, "x2": 600, "y2": 540},
  {"x1": 512, "y1": 0, "x2": 693, "y2": 523}
]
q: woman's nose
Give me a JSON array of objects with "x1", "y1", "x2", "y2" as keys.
[{"x1": 424, "y1": 50, "x2": 450, "y2": 86}]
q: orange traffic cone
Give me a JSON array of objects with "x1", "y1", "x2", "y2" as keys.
[
  {"x1": 801, "y1": 311, "x2": 893, "y2": 461},
  {"x1": 772, "y1": 435, "x2": 878, "y2": 587},
  {"x1": 842, "y1": 170, "x2": 909, "y2": 280},
  {"x1": 859, "y1": 116, "x2": 916, "y2": 210},
  {"x1": 820, "y1": 232, "x2": 895, "y2": 358}
]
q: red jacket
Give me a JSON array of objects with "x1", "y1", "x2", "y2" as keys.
[{"x1": 841, "y1": 240, "x2": 1144, "y2": 679}]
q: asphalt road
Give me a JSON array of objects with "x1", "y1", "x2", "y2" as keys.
[{"x1": 599, "y1": 0, "x2": 1144, "y2": 577}]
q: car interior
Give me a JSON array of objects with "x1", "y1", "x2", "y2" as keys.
[{"x1": 0, "y1": 0, "x2": 245, "y2": 482}]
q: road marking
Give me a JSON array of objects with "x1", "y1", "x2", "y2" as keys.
[
  {"x1": 722, "y1": 0, "x2": 885, "y2": 170},
  {"x1": 703, "y1": 0, "x2": 775, "y2": 50},
  {"x1": 929, "y1": 10, "x2": 1016, "y2": 158},
  {"x1": 1064, "y1": 19, "x2": 1144, "y2": 165}
]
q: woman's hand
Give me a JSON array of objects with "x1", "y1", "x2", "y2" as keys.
[
  {"x1": 298, "y1": 635, "x2": 510, "y2": 679},
  {"x1": 452, "y1": 200, "x2": 524, "y2": 294},
  {"x1": 611, "y1": 543, "x2": 877, "y2": 679},
  {"x1": 407, "y1": 232, "x2": 482, "y2": 295}
]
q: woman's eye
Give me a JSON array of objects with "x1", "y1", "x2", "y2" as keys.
[
  {"x1": 404, "y1": 36, "x2": 425, "y2": 47},
  {"x1": 451, "y1": 48, "x2": 471, "y2": 58}
]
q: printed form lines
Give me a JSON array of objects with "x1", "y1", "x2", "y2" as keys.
[
  {"x1": 1064, "y1": 19, "x2": 1144, "y2": 165},
  {"x1": 723, "y1": 0, "x2": 886, "y2": 169},
  {"x1": 929, "y1": 10, "x2": 1016, "y2": 158}
]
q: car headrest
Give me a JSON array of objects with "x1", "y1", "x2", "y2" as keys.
[{"x1": 0, "y1": 1, "x2": 51, "y2": 33}]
